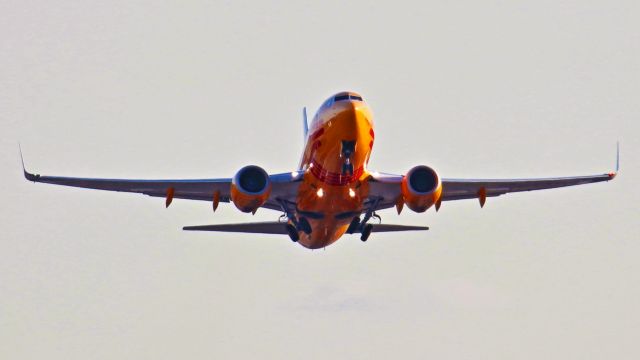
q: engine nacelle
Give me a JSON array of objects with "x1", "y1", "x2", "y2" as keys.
[
  {"x1": 231, "y1": 165, "x2": 272, "y2": 213},
  {"x1": 401, "y1": 165, "x2": 442, "y2": 213}
]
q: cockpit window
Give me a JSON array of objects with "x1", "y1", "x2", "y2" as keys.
[{"x1": 333, "y1": 94, "x2": 364, "y2": 102}]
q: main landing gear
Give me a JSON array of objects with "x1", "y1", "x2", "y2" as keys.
[
  {"x1": 286, "y1": 223, "x2": 299, "y2": 242},
  {"x1": 347, "y1": 198, "x2": 383, "y2": 242},
  {"x1": 284, "y1": 217, "x2": 311, "y2": 242},
  {"x1": 347, "y1": 199, "x2": 382, "y2": 241},
  {"x1": 360, "y1": 223, "x2": 373, "y2": 242},
  {"x1": 297, "y1": 217, "x2": 312, "y2": 235},
  {"x1": 278, "y1": 200, "x2": 312, "y2": 242}
]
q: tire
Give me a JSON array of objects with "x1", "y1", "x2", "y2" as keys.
[
  {"x1": 286, "y1": 224, "x2": 299, "y2": 242},
  {"x1": 347, "y1": 217, "x2": 360, "y2": 234},
  {"x1": 298, "y1": 217, "x2": 312, "y2": 234},
  {"x1": 360, "y1": 224, "x2": 373, "y2": 242}
]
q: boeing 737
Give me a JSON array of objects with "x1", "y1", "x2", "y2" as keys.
[{"x1": 22, "y1": 91, "x2": 618, "y2": 249}]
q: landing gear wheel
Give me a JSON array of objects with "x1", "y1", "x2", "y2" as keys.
[
  {"x1": 286, "y1": 224, "x2": 299, "y2": 242},
  {"x1": 360, "y1": 224, "x2": 373, "y2": 242},
  {"x1": 298, "y1": 217, "x2": 312, "y2": 235},
  {"x1": 347, "y1": 216, "x2": 361, "y2": 234}
]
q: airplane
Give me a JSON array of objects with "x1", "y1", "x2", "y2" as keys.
[{"x1": 22, "y1": 91, "x2": 618, "y2": 249}]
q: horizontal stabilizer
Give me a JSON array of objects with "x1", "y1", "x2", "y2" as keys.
[
  {"x1": 184, "y1": 222, "x2": 289, "y2": 234},
  {"x1": 369, "y1": 224, "x2": 429, "y2": 232},
  {"x1": 183, "y1": 222, "x2": 428, "y2": 234}
]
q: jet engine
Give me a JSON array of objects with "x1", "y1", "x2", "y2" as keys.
[
  {"x1": 401, "y1": 165, "x2": 442, "y2": 213},
  {"x1": 231, "y1": 165, "x2": 272, "y2": 213}
]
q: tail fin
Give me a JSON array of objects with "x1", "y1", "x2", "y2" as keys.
[{"x1": 302, "y1": 107, "x2": 309, "y2": 141}]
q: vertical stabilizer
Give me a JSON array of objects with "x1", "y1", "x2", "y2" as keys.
[{"x1": 302, "y1": 107, "x2": 309, "y2": 141}]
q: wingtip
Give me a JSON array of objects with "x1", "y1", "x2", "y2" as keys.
[
  {"x1": 615, "y1": 141, "x2": 620, "y2": 173},
  {"x1": 608, "y1": 141, "x2": 620, "y2": 180},
  {"x1": 19, "y1": 144, "x2": 40, "y2": 182}
]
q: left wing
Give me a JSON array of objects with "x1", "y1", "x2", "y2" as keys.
[
  {"x1": 368, "y1": 171, "x2": 616, "y2": 211},
  {"x1": 439, "y1": 173, "x2": 615, "y2": 201},
  {"x1": 367, "y1": 143, "x2": 618, "y2": 212}
]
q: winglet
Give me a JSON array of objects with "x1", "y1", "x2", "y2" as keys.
[
  {"x1": 608, "y1": 142, "x2": 619, "y2": 179},
  {"x1": 616, "y1": 141, "x2": 620, "y2": 173},
  {"x1": 19, "y1": 143, "x2": 40, "y2": 182}
]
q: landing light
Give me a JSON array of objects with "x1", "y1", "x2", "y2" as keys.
[
  {"x1": 316, "y1": 188, "x2": 324, "y2": 198},
  {"x1": 349, "y1": 188, "x2": 356, "y2": 198},
  {"x1": 291, "y1": 171, "x2": 298, "y2": 178}
]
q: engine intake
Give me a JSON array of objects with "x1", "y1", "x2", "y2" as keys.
[
  {"x1": 231, "y1": 165, "x2": 271, "y2": 213},
  {"x1": 401, "y1": 165, "x2": 442, "y2": 213}
]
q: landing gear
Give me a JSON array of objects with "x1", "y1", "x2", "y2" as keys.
[
  {"x1": 297, "y1": 217, "x2": 312, "y2": 235},
  {"x1": 360, "y1": 224, "x2": 373, "y2": 242},
  {"x1": 278, "y1": 199, "x2": 311, "y2": 240},
  {"x1": 342, "y1": 162, "x2": 354, "y2": 176},
  {"x1": 341, "y1": 140, "x2": 356, "y2": 175},
  {"x1": 286, "y1": 224, "x2": 299, "y2": 242},
  {"x1": 341, "y1": 140, "x2": 355, "y2": 158},
  {"x1": 354, "y1": 197, "x2": 383, "y2": 242},
  {"x1": 347, "y1": 216, "x2": 360, "y2": 234}
]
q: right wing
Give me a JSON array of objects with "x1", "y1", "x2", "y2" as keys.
[{"x1": 23, "y1": 166, "x2": 302, "y2": 211}]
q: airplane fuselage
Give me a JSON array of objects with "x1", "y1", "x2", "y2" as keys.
[{"x1": 295, "y1": 92, "x2": 374, "y2": 248}]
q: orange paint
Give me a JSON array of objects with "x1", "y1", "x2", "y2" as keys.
[
  {"x1": 478, "y1": 187, "x2": 487, "y2": 208},
  {"x1": 295, "y1": 92, "x2": 374, "y2": 249},
  {"x1": 230, "y1": 183, "x2": 271, "y2": 213},
  {"x1": 395, "y1": 196, "x2": 404, "y2": 215},
  {"x1": 213, "y1": 190, "x2": 220, "y2": 212},
  {"x1": 401, "y1": 176, "x2": 442, "y2": 213},
  {"x1": 165, "y1": 187, "x2": 175, "y2": 208}
]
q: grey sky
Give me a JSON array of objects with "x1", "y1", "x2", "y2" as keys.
[{"x1": 1, "y1": 1, "x2": 639, "y2": 359}]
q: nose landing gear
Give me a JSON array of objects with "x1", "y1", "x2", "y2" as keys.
[{"x1": 341, "y1": 140, "x2": 356, "y2": 175}]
